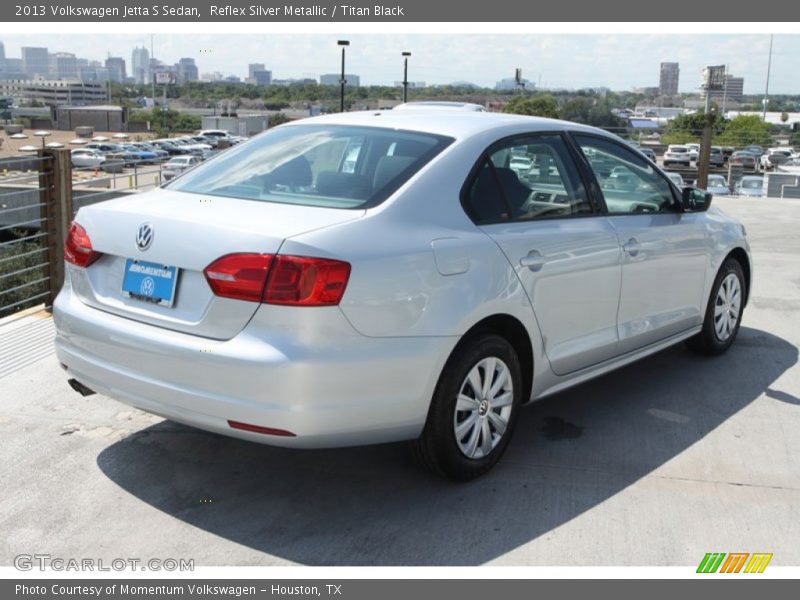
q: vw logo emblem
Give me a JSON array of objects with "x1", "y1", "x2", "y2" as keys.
[
  {"x1": 139, "y1": 277, "x2": 155, "y2": 297},
  {"x1": 136, "y1": 223, "x2": 153, "y2": 251}
]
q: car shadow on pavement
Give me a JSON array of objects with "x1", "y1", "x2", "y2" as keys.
[{"x1": 96, "y1": 326, "x2": 797, "y2": 565}]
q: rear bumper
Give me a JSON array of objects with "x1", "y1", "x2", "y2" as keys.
[{"x1": 54, "y1": 281, "x2": 456, "y2": 448}]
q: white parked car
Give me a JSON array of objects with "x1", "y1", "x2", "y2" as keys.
[
  {"x1": 685, "y1": 143, "x2": 700, "y2": 162},
  {"x1": 663, "y1": 145, "x2": 691, "y2": 167},
  {"x1": 161, "y1": 155, "x2": 201, "y2": 180},
  {"x1": 694, "y1": 174, "x2": 730, "y2": 196},
  {"x1": 70, "y1": 148, "x2": 105, "y2": 169},
  {"x1": 665, "y1": 172, "x2": 684, "y2": 188},
  {"x1": 54, "y1": 111, "x2": 752, "y2": 480},
  {"x1": 734, "y1": 176, "x2": 765, "y2": 197}
]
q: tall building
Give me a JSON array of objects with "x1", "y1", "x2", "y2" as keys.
[
  {"x1": 250, "y1": 69, "x2": 272, "y2": 86},
  {"x1": 248, "y1": 63, "x2": 265, "y2": 78},
  {"x1": 0, "y1": 41, "x2": 5, "y2": 72},
  {"x1": 50, "y1": 52, "x2": 78, "y2": 79},
  {"x1": 320, "y1": 73, "x2": 360, "y2": 87},
  {"x1": 659, "y1": 62, "x2": 679, "y2": 96},
  {"x1": 176, "y1": 58, "x2": 199, "y2": 84},
  {"x1": 105, "y1": 56, "x2": 126, "y2": 82},
  {"x1": 21, "y1": 47, "x2": 49, "y2": 78},
  {"x1": 131, "y1": 46, "x2": 150, "y2": 84}
]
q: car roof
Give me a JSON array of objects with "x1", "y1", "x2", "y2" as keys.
[{"x1": 280, "y1": 110, "x2": 618, "y2": 142}]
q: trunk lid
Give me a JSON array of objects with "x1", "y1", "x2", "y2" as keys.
[{"x1": 70, "y1": 188, "x2": 364, "y2": 340}]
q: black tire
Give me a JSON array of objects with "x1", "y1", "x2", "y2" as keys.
[
  {"x1": 686, "y1": 258, "x2": 746, "y2": 356},
  {"x1": 411, "y1": 333, "x2": 523, "y2": 481}
]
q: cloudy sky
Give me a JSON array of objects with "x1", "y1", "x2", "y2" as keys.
[{"x1": 1, "y1": 33, "x2": 797, "y2": 93}]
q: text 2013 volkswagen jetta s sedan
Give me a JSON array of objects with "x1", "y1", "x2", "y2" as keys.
[{"x1": 54, "y1": 111, "x2": 751, "y2": 480}]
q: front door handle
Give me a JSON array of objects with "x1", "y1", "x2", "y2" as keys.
[
  {"x1": 623, "y1": 238, "x2": 641, "y2": 257},
  {"x1": 520, "y1": 250, "x2": 546, "y2": 271}
]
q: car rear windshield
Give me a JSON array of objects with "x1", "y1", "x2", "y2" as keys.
[{"x1": 167, "y1": 124, "x2": 453, "y2": 209}]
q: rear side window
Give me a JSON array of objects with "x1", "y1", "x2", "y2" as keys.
[
  {"x1": 463, "y1": 134, "x2": 592, "y2": 224},
  {"x1": 168, "y1": 125, "x2": 453, "y2": 209}
]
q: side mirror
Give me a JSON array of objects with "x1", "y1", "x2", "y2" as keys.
[{"x1": 681, "y1": 187, "x2": 713, "y2": 212}]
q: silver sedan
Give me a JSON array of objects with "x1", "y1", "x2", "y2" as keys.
[{"x1": 54, "y1": 111, "x2": 752, "y2": 480}]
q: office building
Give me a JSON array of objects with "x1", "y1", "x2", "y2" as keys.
[
  {"x1": 50, "y1": 52, "x2": 78, "y2": 79},
  {"x1": 659, "y1": 62, "x2": 679, "y2": 96},
  {"x1": 131, "y1": 46, "x2": 149, "y2": 84},
  {"x1": 105, "y1": 56, "x2": 126, "y2": 82},
  {"x1": 21, "y1": 47, "x2": 49, "y2": 78},
  {"x1": 176, "y1": 58, "x2": 199, "y2": 84}
]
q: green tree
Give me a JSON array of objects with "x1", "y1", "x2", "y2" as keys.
[
  {"x1": 716, "y1": 115, "x2": 772, "y2": 147},
  {"x1": 502, "y1": 95, "x2": 559, "y2": 118}
]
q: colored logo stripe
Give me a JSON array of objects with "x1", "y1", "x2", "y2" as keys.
[
  {"x1": 744, "y1": 553, "x2": 773, "y2": 573},
  {"x1": 697, "y1": 552, "x2": 773, "y2": 573}
]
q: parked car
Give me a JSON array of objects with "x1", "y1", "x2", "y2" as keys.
[
  {"x1": 744, "y1": 145, "x2": 764, "y2": 157},
  {"x1": 120, "y1": 144, "x2": 159, "y2": 165},
  {"x1": 151, "y1": 140, "x2": 187, "y2": 156},
  {"x1": 760, "y1": 148, "x2": 792, "y2": 170},
  {"x1": 70, "y1": 148, "x2": 105, "y2": 169},
  {"x1": 54, "y1": 111, "x2": 752, "y2": 480},
  {"x1": 730, "y1": 151, "x2": 758, "y2": 172},
  {"x1": 709, "y1": 146, "x2": 725, "y2": 167},
  {"x1": 734, "y1": 176, "x2": 764, "y2": 197},
  {"x1": 663, "y1": 144, "x2": 691, "y2": 167},
  {"x1": 665, "y1": 172, "x2": 684, "y2": 188},
  {"x1": 132, "y1": 142, "x2": 169, "y2": 162},
  {"x1": 694, "y1": 174, "x2": 730, "y2": 196},
  {"x1": 638, "y1": 147, "x2": 656, "y2": 162},
  {"x1": 685, "y1": 143, "x2": 700, "y2": 162},
  {"x1": 161, "y1": 155, "x2": 202, "y2": 180},
  {"x1": 85, "y1": 143, "x2": 138, "y2": 167}
]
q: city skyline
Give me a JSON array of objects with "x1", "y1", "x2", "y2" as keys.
[{"x1": 1, "y1": 34, "x2": 799, "y2": 94}]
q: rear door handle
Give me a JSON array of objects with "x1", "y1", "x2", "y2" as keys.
[
  {"x1": 520, "y1": 250, "x2": 546, "y2": 271},
  {"x1": 623, "y1": 238, "x2": 641, "y2": 257}
]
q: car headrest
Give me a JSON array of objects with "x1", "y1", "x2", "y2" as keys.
[
  {"x1": 373, "y1": 155, "x2": 416, "y2": 191},
  {"x1": 316, "y1": 171, "x2": 372, "y2": 199}
]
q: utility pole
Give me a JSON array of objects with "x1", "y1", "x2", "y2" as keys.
[
  {"x1": 337, "y1": 40, "x2": 349, "y2": 113},
  {"x1": 763, "y1": 34, "x2": 773, "y2": 121},
  {"x1": 402, "y1": 51, "x2": 411, "y2": 103},
  {"x1": 697, "y1": 65, "x2": 725, "y2": 190}
]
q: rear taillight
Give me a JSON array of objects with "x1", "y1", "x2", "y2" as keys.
[
  {"x1": 204, "y1": 253, "x2": 350, "y2": 306},
  {"x1": 64, "y1": 222, "x2": 100, "y2": 267},
  {"x1": 263, "y1": 255, "x2": 351, "y2": 306},
  {"x1": 204, "y1": 253, "x2": 273, "y2": 302}
]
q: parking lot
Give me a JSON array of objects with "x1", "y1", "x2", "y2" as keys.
[{"x1": 0, "y1": 196, "x2": 798, "y2": 566}]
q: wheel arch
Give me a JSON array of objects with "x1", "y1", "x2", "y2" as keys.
[
  {"x1": 452, "y1": 313, "x2": 534, "y2": 405},
  {"x1": 725, "y1": 246, "x2": 751, "y2": 306}
]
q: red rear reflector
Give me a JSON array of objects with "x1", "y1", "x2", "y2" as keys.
[
  {"x1": 64, "y1": 222, "x2": 101, "y2": 268},
  {"x1": 263, "y1": 255, "x2": 351, "y2": 306},
  {"x1": 227, "y1": 420, "x2": 296, "y2": 437},
  {"x1": 204, "y1": 253, "x2": 273, "y2": 302}
]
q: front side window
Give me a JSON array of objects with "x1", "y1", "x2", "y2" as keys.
[
  {"x1": 574, "y1": 134, "x2": 677, "y2": 214},
  {"x1": 168, "y1": 124, "x2": 452, "y2": 209},
  {"x1": 463, "y1": 134, "x2": 592, "y2": 224}
]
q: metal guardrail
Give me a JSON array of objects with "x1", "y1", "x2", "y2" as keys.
[
  {"x1": 0, "y1": 153, "x2": 55, "y2": 318},
  {"x1": 0, "y1": 148, "x2": 177, "y2": 320}
]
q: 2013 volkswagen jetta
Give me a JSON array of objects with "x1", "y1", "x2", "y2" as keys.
[{"x1": 54, "y1": 110, "x2": 751, "y2": 480}]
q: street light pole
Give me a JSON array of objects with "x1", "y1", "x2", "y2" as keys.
[
  {"x1": 763, "y1": 34, "x2": 773, "y2": 121},
  {"x1": 338, "y1": 40, "x2": 349, "y2": 113},
  {"x1": 402, "y1": 52, "x2": 411, "y2": 103}
]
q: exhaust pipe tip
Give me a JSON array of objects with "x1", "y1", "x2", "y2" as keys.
[{"x1": 67, "y1": 378, "x2": 96, "y2": 397}]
